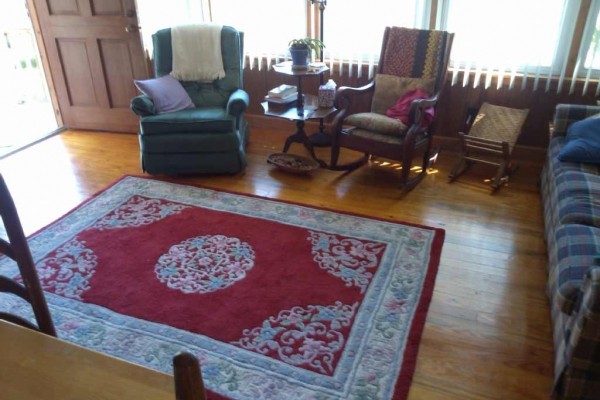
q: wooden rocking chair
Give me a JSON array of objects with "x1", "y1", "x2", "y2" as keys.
[
  {"x1": 448, "y1": 102, "x2": 529, "y2": 192},
  {"x1": 329, "y1": 27, "x2": 454, "y2": 191}
]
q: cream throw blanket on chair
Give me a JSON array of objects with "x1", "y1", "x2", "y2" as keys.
[{"x1": 170, "y1": 23, "x2": 225, "y2": 81}]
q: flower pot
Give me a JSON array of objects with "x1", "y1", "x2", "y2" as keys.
[{"x1": 290, "y1": 47, "x2": 309, "y2": 70}]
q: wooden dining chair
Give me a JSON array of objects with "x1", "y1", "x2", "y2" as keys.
[
  {"x1": 0, "y1": 174, "x2": 56, "y2": 336},
  {"x1": 173, "y1": 352, "x2": 207, "y2": 400}
]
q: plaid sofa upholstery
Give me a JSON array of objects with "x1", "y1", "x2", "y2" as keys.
[{"x1": 541, "y1": 104, "x2": 600, "y2": 400}]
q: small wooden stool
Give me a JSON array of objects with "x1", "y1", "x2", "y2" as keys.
[{"x1": 449, "y1": 102, "x2": 529, "y2": 192}]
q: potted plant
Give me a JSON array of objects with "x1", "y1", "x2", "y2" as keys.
[{"x1": 288, "y1": 38, "x2": 325, "y2": 69}]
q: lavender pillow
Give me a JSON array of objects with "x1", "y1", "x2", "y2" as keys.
[{"x1": 134, "y1": 75, "x2": 194, "y2": 114}]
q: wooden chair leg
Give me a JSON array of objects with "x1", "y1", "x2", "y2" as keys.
[
  {"x1": 491, "y1": 160, "x2": 508, "y2": 192},
  {"x1": 173, "y1": 352, "x2": 207, "y2": 400}
]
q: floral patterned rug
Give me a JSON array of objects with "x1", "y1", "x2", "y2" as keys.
[{"x1": 0, "y1": 176, "x2": 445, "y2": 399}]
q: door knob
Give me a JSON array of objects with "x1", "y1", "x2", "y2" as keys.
[{"x1": 125, "y1": 24, "x2": 140, "y2": 32}]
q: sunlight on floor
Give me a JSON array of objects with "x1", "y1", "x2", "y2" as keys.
[{"x1": 0, "y1": 2, "x2": 58, "y2": 159}]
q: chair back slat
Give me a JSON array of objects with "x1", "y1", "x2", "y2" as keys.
[{"x1": 0, "y1": 174, "x2": 56, "y2": 336}]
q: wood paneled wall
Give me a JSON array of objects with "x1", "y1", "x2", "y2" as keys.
[{"x1": 243, "y1": 59, "x2": 598, "y2": 149}]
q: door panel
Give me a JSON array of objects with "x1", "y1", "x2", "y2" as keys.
[
  {"x1": 32, "y1": 0, "x2": 148, "y2": 132},
  {"x1": 91, "y1": 0, "x2": 123, "y2": 16},
  {"x1": 57, "y1": 39, "x2": 97, "y2": 106},
  {"x1": 47, "y1": 0, "x2": 80, "y2": 15},
  {"x1": 99, "y1": 39, "x2": 139, "y2": 108}
]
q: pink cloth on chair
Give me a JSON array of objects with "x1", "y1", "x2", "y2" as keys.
[{"x1": 386, "y1": 88, "x2": 435, "y2": 127}]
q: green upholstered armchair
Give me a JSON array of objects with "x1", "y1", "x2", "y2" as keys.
[{"x1": 130, "y1": 26, "x2": 249, "y2": 175}]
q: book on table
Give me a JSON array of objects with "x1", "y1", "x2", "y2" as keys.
[
  {"x1": 264, "y1": 92, "x2": 298, "y2": 104},
  {"x1": 265, "y1": 93, "x2": 301, "y2": 111}
]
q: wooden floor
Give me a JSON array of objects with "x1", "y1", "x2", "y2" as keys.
[{"x1": 0, "y1": 125, "x2": 554, "y2": 400}]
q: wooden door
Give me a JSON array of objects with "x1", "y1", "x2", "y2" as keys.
[{"x1": 30, "y1": 0, "x2": 148, "y2": 133}]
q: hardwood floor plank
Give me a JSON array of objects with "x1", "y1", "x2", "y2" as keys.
[{"x1": 0, "y1": 127, "x2": 554, "y2": 399}]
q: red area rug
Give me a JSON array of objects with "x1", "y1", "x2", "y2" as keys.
[{"x1": 1, "y1": 176, "x2": 444, "y2": 399}]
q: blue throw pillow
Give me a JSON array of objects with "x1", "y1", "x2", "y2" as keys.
[
  {"x1": 557, "y1": 115, "x2": 600, "y2": 164},
  {"x1": 134, "y1": 75, "x2": 195, "y2": 114}
]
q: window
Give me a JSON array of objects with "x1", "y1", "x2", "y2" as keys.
[
  {"x1": 323, "y1": 0, "x2": 428, "y2": 62},
  {"x1": 136, "y1": 0, "x2": 208, "y2": 56},
  {"x1": 210, "y1": 0, "x2": 306, "y2": 67},
  {"x1": 440, "y1": 0, "x2": 571, "y2": 70},
  {"x1": 438, "y1": 0, "x2": 579, "y2": 89},
  {"x1": 136, "y1": 0, "x2": 600, "y2": 94}
]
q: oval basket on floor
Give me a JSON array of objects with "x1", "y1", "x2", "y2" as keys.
[{"x1": 266, "y1": 153, "x2": 320, "y2": 174}]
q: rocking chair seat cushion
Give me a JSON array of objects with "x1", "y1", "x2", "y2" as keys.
[{"x1": 345, "y1": 112, "x2": 407, "y2": 136}]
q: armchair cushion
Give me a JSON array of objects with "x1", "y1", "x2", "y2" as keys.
[
  {"x1": 345, "y1": 112, "x2": 407, "y2": 136},
  {"x1": 134, "y1": 75, "x2": 195, "y2": 114},
  {"x1": 371, "y1": 74, "x2": 435, "y2": 115},
  {"x1": 558, "y1": 114, "x2": 600, "y2": 164},
  {"x1": 140, "y1": 107, "x2": 234, "y2": 135}
]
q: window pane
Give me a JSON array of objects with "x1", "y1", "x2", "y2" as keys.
[
  {"x1": 583, "y1": 10, "x2": 600, "y2": 69},
  {"x1": 210, "y1": 0, "x2": 306, "y2": 58},
  {"x1": 443, "y1": 0, "x2": 567, "y2": 69},
  {"x1": 324, "y1": 0, "x2": 426, "y2": 59},
  {"x1": 137, "y1": 0, "x2": 207, "y2": 54}
]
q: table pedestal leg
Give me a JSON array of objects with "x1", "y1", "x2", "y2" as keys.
[{"x1": 283, "y1": 120, "x2": 327, "y2": 167}]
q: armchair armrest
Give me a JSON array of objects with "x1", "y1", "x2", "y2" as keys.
[
  {"x1": 331, "y1": 81, "x2": 375, "y2": 131},
  {"x1": 407, "y1": 94, "x2": 438, "y2": 127},
  {"x1": 226, "y1": 89, "x2": 249, "y2": 117},
  {"x1": 553, "y1": 104, "x2": 600, "y2": 138},
  {"x1": 566, "y1": 266, "x2": 600, "y2": 373},
  {"x1": 130, "y1": 95, "x2": 156, "y2": 117}
]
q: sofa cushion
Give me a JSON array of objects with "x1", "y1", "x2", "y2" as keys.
[
  {"x1": 558, "y1": 114, "x2": 600, "y2": 164},
  {"x1": 555, "y1": 171, "x2": 600, "y2": 227},
  {"x1": 549, "y1": 224, "x2": 600, "y2": 315},
  {"x1": 547, "y1": 137, "x2": 600, "y2": 176},
  {"x1": 140, "y1": 107, "x2": 234, "y2": 135}
]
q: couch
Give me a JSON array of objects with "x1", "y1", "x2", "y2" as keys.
[{"x1": 540, "y1": 104, "x2": 600, "y2": 399}]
